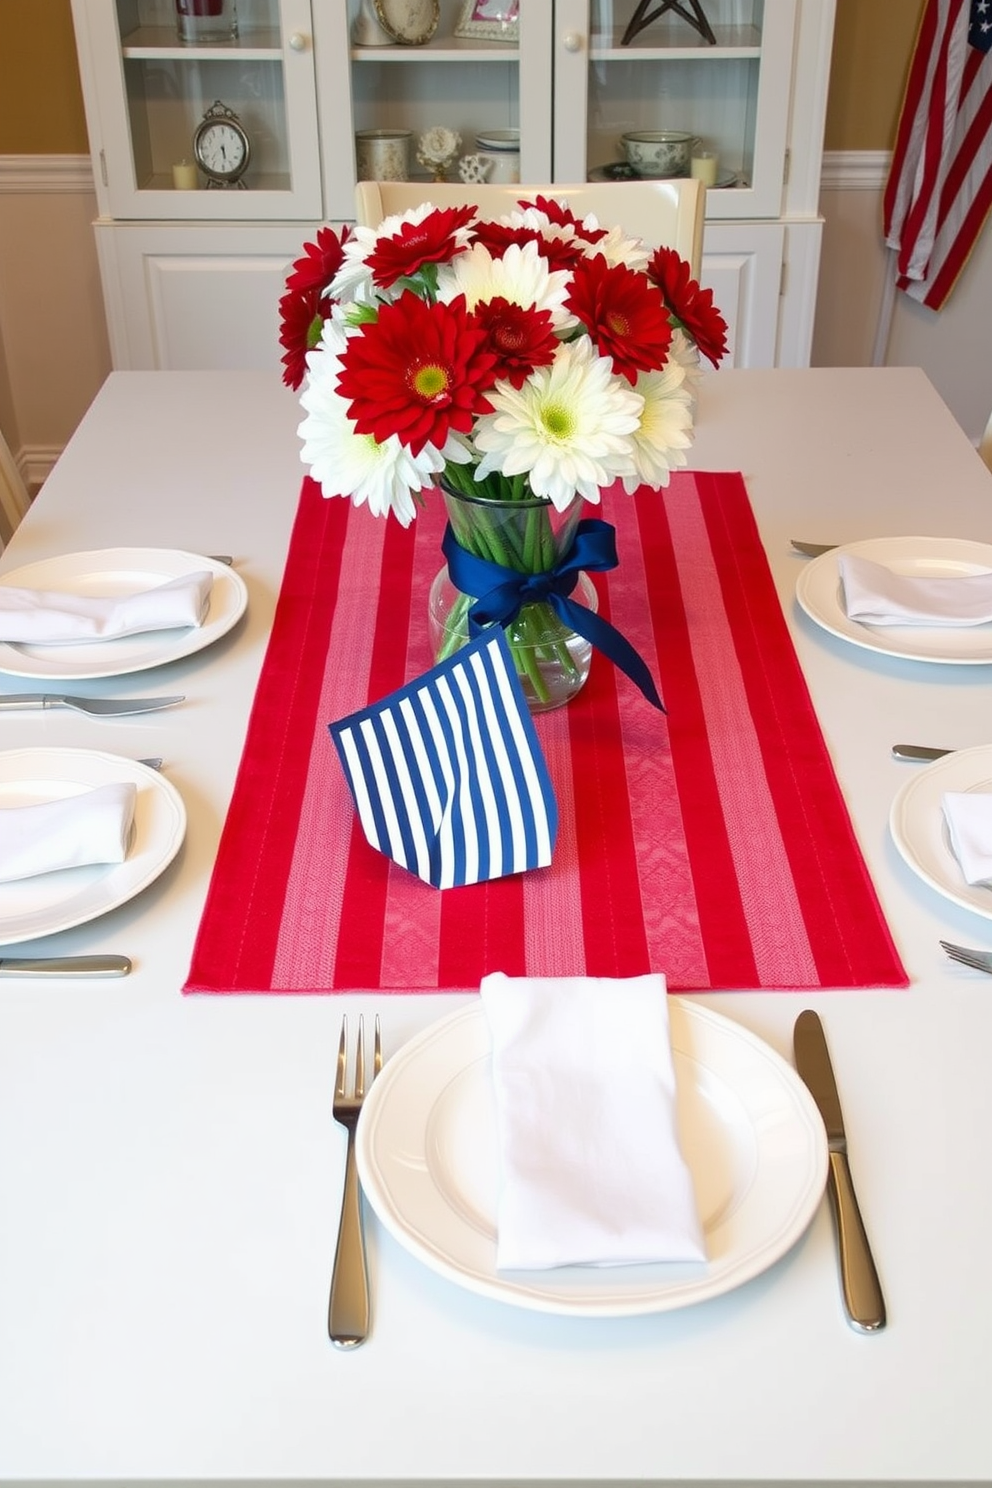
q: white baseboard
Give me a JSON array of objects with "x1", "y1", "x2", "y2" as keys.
[{"x1": 19, "y1": 445, "x2": 61, "y2": 491}]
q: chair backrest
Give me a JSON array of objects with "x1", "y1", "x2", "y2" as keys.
[
  {"x1": 0, "y1": 426, "x2": 30, "y2": 550},
  {"x1": 354, "y1": 178, "x2": 705, "y2": 277},
  {"x1": 979, "y1": 408, "x2": 992, "y2": 473}
]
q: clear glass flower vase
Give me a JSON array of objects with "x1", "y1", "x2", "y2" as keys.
[{"x1": 429, "y1": 481, "x2": 598, "y2": 712}]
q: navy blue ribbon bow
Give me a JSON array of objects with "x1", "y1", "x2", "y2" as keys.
[{"x1": 441, "y1": 517, "x2": 665, "y2": 712}]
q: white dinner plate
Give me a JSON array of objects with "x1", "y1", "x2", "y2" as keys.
[
  {"x1": 0, "y1": 748, "x2": 186, "y2": 945},
  {"x1": 795, "y1": 536, "x2": 992, "y2": 664},
  {"x1": 357, "y1": 999, "x2": 828, "y2": 1318},
  {"x1": 0, "y1": 548, "x2": 248, "y2": 680},
  {"x1": 889, "y1": 744, "x2": 992, "y2": 923}
]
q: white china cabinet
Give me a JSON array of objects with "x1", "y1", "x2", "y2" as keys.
[{"x1": 71, "y1": 0, "x2": 835, "y2": 371}]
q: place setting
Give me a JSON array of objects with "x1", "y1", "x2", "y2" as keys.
[
  {"x1": 0, "y1": 545, "x2": 247, "y2": 960},
  {"x1": 794, "y1": 534, "x2": 992, "y2": 664},
  {"x1": 0, "y1": 747, "x2": 186, "y2": 948},
  {"x1": 354, "y1": 982, "x2": 830, "y2": 1321},
  {"x1": 0, "y1": 546, "x2": 247, "y2": 680},
  {"x1": 792, "y1": 535, "x2": 992, "y2": 957},
  {"x1": 889, "y1": 743, "x2": 992, "y2": 926}
]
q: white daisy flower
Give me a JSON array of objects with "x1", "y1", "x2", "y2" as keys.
[
  {"x1": 436, "y1": 239, "x2": 577, "y2": 331},
  {"x1": 579, "y1": 223, "x2": 650, "y2": 272},
  {"x1": 472, "y1": 337, "x2": 643, "y2": 510},
  {"x1": 666, "y1": 325, "x2": 704, "y2": 396},
  {"x1": 297, "y1": 334, "x2": 460, "y2": 526},
  {"x1": 619, "y1": 362, "x2": 695, "y2": 493}
]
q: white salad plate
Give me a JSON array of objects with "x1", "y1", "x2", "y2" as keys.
[
  {"x1": 0, "y1": 748, "x2": 186, "y2": 945},
  {"x1": 357, "y1": 999, "x2": 828, "y2": 1318},
  {"x1": 0, "y1": 548, "x2": 248, "y2": 680},
  {"x1": 795, "y1": 536, "x2": 992, "y2": 664},
  {"x1": 889, "y1": 744, "x2": 992, "y2": 923}
]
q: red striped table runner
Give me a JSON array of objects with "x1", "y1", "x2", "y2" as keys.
[{"x1": 184, "y1": 472, "x2": 907, "y2": 994}]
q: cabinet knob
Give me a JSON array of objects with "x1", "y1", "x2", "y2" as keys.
[
  {"x1": 562, "y1": 31, "x2": 584, "y2": 53},
  {"x1": 288, "y1": 31, "x2": 308, "y2": 52}
]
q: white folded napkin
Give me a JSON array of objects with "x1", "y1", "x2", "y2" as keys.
[
  {"x1": 479, "y1": 971, "x2": 706, "y2": 1271},
  {"x1": 0, "y1": 782, "x2": 137, "y2": 883},
  {"x1": 839, "y1": 553, "x2": 992, "y2": 627},
  {"x1": 0, "y1": 571, "x2": 213, "y2": 644},
  {"x1": 942, "y1": 791, "x2": 992, "y2": 887}
]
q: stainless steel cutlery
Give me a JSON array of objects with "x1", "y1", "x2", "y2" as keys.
[
  {"x1": 329, "y1": 1013, "x2": 381, "y2": 1349},
  {"x1": 940, "y1": 940, "x2": 992, "y2": 974},
  {"x1": 791, "y1": 539, "x2": 836, "y2": 557},
  {"x1": 0, "y1": 954, "x2": 131, "y2": 977},
  {"x1": 794, "y1": 1010, "x2": 886, "y2": 1333},
  {"x1": 891, "y1": 743, "x2": 954, "y2": 762},
  {"x1": 0, "y1": 693, "x2": 184, "y2": 716}
]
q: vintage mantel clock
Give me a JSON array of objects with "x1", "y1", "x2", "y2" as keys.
[{"x1": 192, "y1": 101, "x2": 251, "y2": 189}]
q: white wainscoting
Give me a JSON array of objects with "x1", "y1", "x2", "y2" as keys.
[
  {"x1": 0, "y1": 153, "x2": 111, "y2": 490},
  {"x1": 815, "y1": 150, "x2": 992, "y2": 449}
]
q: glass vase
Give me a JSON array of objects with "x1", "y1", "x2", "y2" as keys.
[{"x1": 429, "y1": 480, "x2": 598, "y2": 712}]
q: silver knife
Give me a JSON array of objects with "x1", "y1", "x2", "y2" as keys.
[
  {"x1": 892, "y1": 744, "x2": 954, "y2": 762},
  {"x1": 791, "y1": 539, "x2": 836, "y2": 557},
  {"x1": 794, "y1": 1010, "x2": 886, "y2": 1332},
  {"x1": 0, "y1": 694, "x2": 184, "y2": 717},
  {"x1": 0, "y1": 954, "x2": 131, "y2": 977}
]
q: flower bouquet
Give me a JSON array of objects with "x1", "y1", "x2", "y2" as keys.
[{"x1": 278, "y1": 196, "x2": 727, "y2": 708}]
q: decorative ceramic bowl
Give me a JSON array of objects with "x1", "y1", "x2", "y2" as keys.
[{"x1": 620, "y1": 130, "x2": 697, "y2": 178}]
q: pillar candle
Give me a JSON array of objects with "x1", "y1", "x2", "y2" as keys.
[
  {"x1": 690, "y1": 151, "x2": 719, "y2": 187},
  {"x1": 172, "y1": 160, "x2": 199, "y2": 190}
]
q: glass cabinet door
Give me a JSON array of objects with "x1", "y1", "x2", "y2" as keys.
[
  {"x1": 552, "y1": 0, "x2": 797, "y2": 220},
  {"x1": 321, "y1": 1, "x2": 553, "y2": 223},
  {"x1": 75, "y1": 0, "x2": 321, "y2": 220}
]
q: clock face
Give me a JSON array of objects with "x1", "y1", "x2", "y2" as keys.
[{"x1": 196, "y1": 121, "x2": 247, "y2": 179}]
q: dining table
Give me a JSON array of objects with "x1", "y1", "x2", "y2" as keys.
[{"x1": 1, "y1": 363, "x2": 990, "y2": 1488}]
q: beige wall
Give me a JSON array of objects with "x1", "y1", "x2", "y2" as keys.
[
  {"x1": 824, "y1": 0, "x2": 923, "y2": 150},
  {"x1": 0, "y1": 0, "x2": 89, "y2": 153}
]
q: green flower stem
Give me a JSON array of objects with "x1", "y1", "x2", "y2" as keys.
[{"x1": 435, "y1": 476, "x2": 587, "y2": 705}]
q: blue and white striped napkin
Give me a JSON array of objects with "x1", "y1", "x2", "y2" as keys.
[{"x1": 329, "y1": 630, "x2": 557, "y2": 889}]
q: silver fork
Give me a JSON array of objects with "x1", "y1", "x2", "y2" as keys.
[
  {"x1": 940, "y1": 940, "x2": 992, "y2": 974},
  {"x1": 328, "y1": 1013, "x2": 381, "y2": 1348}
]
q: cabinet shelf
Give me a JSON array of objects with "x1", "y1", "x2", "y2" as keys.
[
  {"x1": 591, "y1": 22, "x2": 762, "y2": 56},
  {"x1": 141, "y1": 170, "x2": 291, "y2": 191},
  {"x1": 121, "y1": 24, "x2": 283, "y2": 55},
  {"x1": 350, "y1": 40, "x2": 519, "y2": 63}
]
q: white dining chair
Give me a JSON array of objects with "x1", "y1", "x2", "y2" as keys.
[
  {"x1": 979, "y1": 408, "x2": 992, "y2": 473},
  {"x1": 0, "y1": 425, "x2": 31, "y2": 550},
  {"x1": 354, "y1": 178, "x2": 706, "y2": 278}
]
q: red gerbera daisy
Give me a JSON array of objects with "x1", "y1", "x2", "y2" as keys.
[
  {"x1": 285, "y1": 224, "x2": 352, "y2": 294},
  {"x1": 473, "y1": 297, "x2": 558, "y2": 388},
  {"x1": 565, "y1": 254, "x2": 673, "y2": 384},
  {"x1": 470, "y1": 221, "x2": 585, "y2": 272},
  {"x1": 528, "y1": 194, "x2": 609, "y2": 248},
  {"x1": 365, "y1": 205, "x2": 477, "y2": 290},
  {"x1": 336, "y1": 291, "x2": 499, "y2": 455},
  {"x1": 278, "y1": 285, "x2": 324, "y2": 390},
  {"x1": 646, "y1": 246, "x2": 729, "y2": 367}
]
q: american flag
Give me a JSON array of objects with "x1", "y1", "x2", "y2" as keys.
[{"x1": 883, "y1": 0, "x2": 992, "y2": 309}]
